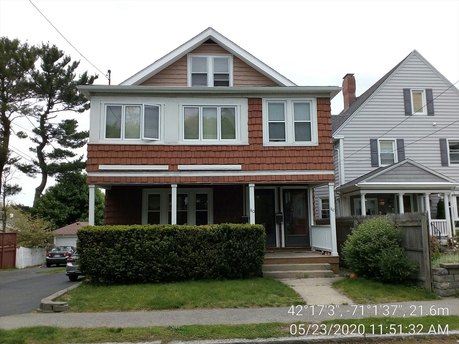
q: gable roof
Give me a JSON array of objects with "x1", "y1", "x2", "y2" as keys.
[
  {"x1": 332, "y1": 50, "x2": 459, "y2": 134},
  {"x1": 121, "y1": 27, "x2": 296, "y2": 87},
  {"x1": 53, "y1": 222, "x2": 88, "y2": 237},
  {"x1": 337, "y1": 159, "x2": 458, "y2": 194}
]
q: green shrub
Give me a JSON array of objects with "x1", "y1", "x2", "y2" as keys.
[
  {"x1": 77, "y1": 224, "x2": 265, "y2": 284},
  {"x1": 342, "y1": 217, "x2": 417, "y2": 283}
]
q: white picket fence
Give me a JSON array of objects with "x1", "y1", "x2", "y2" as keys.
[{"x1": 16, "y1": 247, "x2": 46, "y2": 269}]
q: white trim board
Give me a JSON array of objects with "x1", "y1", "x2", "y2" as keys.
[
  {"x1": 178, "y1": 165, "x2": 242, "y2": 171},
  {"x1": 89, "y1": 169, "x2": 334, "y2": 178},
  {"x1": 99, "y1": 165, "x2": 169, "y2": 171}
]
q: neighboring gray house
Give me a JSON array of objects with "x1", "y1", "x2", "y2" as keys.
[{"x1": 317, "y1": 50, "x2": 459, "y2": 238}]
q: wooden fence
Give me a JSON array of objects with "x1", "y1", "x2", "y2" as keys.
[
  {"x1": 336, "y1": 214, "x2": 431, "y2": 291},
  {"x1": 0, "y1": 232, "x2": 17, "y2": 269}
]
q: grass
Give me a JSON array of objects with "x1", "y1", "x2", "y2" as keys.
[
  {"x1": 432, "y1": 252, "x2": 459, "y2": 267},
  {"x1": 60, "y1": 278, "x2": 303, "y2": 311},
  {"x1": 0, "y1": 323, "x2": 289, "y2": 344},
  {"x1": 333, "y1": 278, "x2": 438, "y2": 303},
  {"x1": 2, "y1": 317, "x2": 458, "y2": 344}
]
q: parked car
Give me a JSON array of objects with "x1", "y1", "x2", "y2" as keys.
[
  {"x1": 66, "y1": 252, "x2": 83, "y2": 282},
  {"x1": 46, "y1": 246, "x2": 76, "y2": 267}
]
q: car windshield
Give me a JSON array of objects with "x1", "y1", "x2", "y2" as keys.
[{"x1": 52, "y1": 246, "x2": 72, "y2": 252}]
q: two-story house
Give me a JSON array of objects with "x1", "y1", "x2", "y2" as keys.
[
  {"x1": 327, "y1": 50, "x2": 459, "y2": 238},
  {"x1": 80, "y1": 28, "x2": 340, "y2": 255}
]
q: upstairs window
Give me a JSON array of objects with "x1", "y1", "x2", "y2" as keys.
[
  {"x1": 264, "y1": 99, "x2": 317, "y2": 146},
  {"x1": 411, "y1": 90, "x2": 426, "y2": 114},
  {"x1": 378, "y1": 139, "x2": 397, "y2": 165},
  {"x1": 449, "y1": 140, "x2": 459, "y2": 164},
  {"x1": 105, "y1": 104, "x2": 160, "y2": 140},
  {"x1": 403, "y1": 88, "x2": 434, "y2": 115},
  {"x1": 189, "y1": 55, "x2": 232, "y2": 87},
  {"x1": 183, "y1": 105, "x2": 237, "y2": 141}
]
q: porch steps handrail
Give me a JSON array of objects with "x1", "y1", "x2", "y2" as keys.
[{"x1": 430, "y1": 219, "x2": 448, "y2": 237}]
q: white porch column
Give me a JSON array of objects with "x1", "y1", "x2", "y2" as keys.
[
  {"x1": 88, "y1": 185, "x2": 95, "y2": 226},
  {"x1": 171, "y1": 184, "x2": 177, "y2": 225},
  {"x1": 360, "y1": 192, "x2": 366, "y2": 216},
  {"x1": 328, "y1": 182, "x2": 338, "y2": 256},
  {"x1": 444, "y1": 193, "x2": 452, "y2": 237},
  {"x1": 398, "y1": 193, "x2": 405, "y2": 214},
  {"x1": 249, "y1": 183, "x2": 255, "y2": 224},
  {"x1": 424, "y1": 193, "x2": 431, "y2": 225}
]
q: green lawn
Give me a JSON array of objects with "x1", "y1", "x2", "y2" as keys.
[
  {"x1": 61, "y1": 278, "x2": 303, "y2": 311},
  {"x1": 432, "y1": 252, "x2": 459, "y2": 267},
  {"x1": 0, "y1": 323, "x2": 289, "y2": 344},
  {"x1": 332, "y1": 278, "x2": 438, "y2": 303}
]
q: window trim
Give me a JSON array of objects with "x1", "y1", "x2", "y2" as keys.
[
  {"x1": 187, "y1": 54, "x2": 233, "y2": 87},
  {"x1": 262, "y1": 98, "x2": 318, "y2": 146},
  {"x1": 377, "y1": 138, "x2": 398, "y2": 166},
  {"x1": 104, "y1": 103, "x2": 162, "y2": 141},
  {"x1": 181, "y1": 104, "x2": 239, "y2": 143},
  {"x1": 447, "y1": 139, "x2": 459, "y2": 165},
  {"x1": 142, "y1": 188, "x2": 213, "y2": 225},
  {"x1": 411, "y1": 89, "x2": 427, "y2": 115}
]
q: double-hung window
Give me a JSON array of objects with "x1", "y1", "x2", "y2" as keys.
[
  {"x1": 189, "y1": 55, "x2": 231, "y2": 87},
  {"x1": 105, "y1": 104, "x2": 160, "y2": 140},
  {"x1": 378, "y1": 139, "x2": 397, "y2": 165},
  {"x1": 264, "y1": 99, "x2": 316, "y2": 145},
  {"x1": 411, "y1": 89, "x2": 426, "y2": 114},
  {"x1": 183, "y1": 105, "x2": 237, "y2": 141},
  {"x1": 448, "y1": 140, "x2": 459, "y2": 164}
]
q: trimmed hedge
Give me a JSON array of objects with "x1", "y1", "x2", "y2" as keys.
[{"x1": 77, "y1": 224, "x2": 266, "y2": 284}]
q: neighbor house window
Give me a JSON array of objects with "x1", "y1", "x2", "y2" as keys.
[
  {"x1": 378, "y1": 139, "x2": 397, "y2": 165},
  {"x1": 189, "y1": 55, "x2": 232, "y2": 87},
  {"x1": 105, "y1": 104, "x2": 160, "y2": 140},
  {"x1": 264, "y1": 99, "x2": 316, "y2": 145},
  {"x1": 449, "y1": 140, "x2": 459, "y2": 164},
  {"x1": 411, "y1": 89, "x2": 426, "y2": 114},
  {"x1": 183, "y1": 105, "x2": 237, "y2": 141}
]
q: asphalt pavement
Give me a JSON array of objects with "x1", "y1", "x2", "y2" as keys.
[{"x1": 0, "y1": 266, "x2": 73, "y2": 316}]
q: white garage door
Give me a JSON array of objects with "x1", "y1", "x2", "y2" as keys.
[{"x1": 54, "y1": 236, "x2": 78, "y2": 247}]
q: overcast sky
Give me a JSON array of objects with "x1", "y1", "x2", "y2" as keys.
[{"x1": 1, "y1": 0, "x2": 459, "y2": 206}]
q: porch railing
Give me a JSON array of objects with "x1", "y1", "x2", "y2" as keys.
[
  {"x1": 430, "y1": 219, "x2": 449, "y2": 237},
  {"x1": 311, "y1": 225, "x2": 332, "y2": 252}
]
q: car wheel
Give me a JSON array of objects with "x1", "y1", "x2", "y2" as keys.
[
  {"x1": 46, "y1": 262, "x2": 51, "y2": 267},
  {"x1": 68, "y1": 275, "x2": 79, "y2": 282}
]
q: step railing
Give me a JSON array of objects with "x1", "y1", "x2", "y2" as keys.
[{"x1": 430, "y1": 219, "x2": 449, "y2": 237}]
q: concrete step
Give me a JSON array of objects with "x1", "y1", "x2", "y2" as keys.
[
  {"x1": 263, "y1": 270, "x2": 335, "y2": 279},
  {"x1": 264, "y1": 256, "x2": 337, "y2": 265},
  {"x1": 263, "y1": 263, "x2": 331, "y2": 272}
]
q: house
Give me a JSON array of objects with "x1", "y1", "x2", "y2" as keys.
[
  {"x1": 324, "y1": 50, "x2": 459, "y2": 239},
  {"x1": 80, "y1": 27, "x2": 340, "y2": 254},
  {"x1": 53, "y1": 222, "x2": 87, "y2": 247}
]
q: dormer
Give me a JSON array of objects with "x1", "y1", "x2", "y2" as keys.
[{"x1": 121, "y1": 27, "x2": 295, "y2": 87}]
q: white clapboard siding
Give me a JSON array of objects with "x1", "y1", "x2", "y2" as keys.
[{"x1": 336, "y1": 51, "x2": 459, "y2": 184}]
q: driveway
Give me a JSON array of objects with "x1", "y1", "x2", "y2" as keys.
[{"x1": 0, "y1": 266, "x2": 72, "y2": 316}]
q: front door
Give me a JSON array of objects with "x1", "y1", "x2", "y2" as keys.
[
  {"x1": 255, "y1": 189, "x2": 277, "y2": 247},
  {"x1": 283, "y1": 189, "x2": 310, "y2": 247}
]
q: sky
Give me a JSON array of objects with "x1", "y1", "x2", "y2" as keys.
[{"x1": 1, "y1": 0, "x2": 459, "y2": 206}]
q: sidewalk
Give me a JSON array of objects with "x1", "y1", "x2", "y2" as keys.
[{"x1": 1, "y1": 298, "x2": 459, "y2": 329}]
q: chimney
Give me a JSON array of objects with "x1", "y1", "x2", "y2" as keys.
[{"x1": 342, "y1": 73, "x2": 356, "y2": 112}]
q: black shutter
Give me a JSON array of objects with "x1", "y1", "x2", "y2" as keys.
[
  {"x1": 403, "y1": 88, "x2": 412, "y2": 115},
  {"x1": 426, "y1": 88, "x2": 435, "y2": 116},
  {"x1": 396, "y1": 139, "x2": 405, "y2": 161},
  {"x1": 370, "y1": 139, "x2": 379, "y2": 167},
  {"x1": 439, "y1": 138, "x2": 449, "y2": 166}
]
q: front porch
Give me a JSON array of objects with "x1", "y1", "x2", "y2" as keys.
[
  {"x1": 88, "y1": 182, "x2": 338, "y2": 256},
  {"x1": 337, "y1": 159, "x2": 459, "y2": 239}
]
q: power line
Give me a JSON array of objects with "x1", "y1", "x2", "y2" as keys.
[{"x1": 28, "y1": 0, "x2": 109, "y2": 80}]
